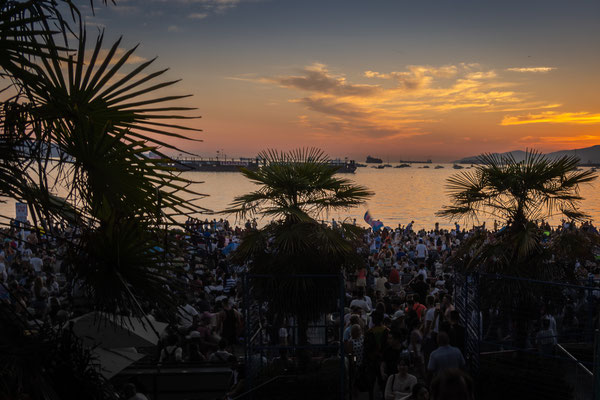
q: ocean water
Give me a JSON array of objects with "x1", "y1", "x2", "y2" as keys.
[
  {"x1": 180, "y1": 164, "x2": 600, "y2": 230},
  {"x1": 2, "y1": 164, "x2": 599, "y2": 231}
]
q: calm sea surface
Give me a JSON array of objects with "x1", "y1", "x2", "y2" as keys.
[
  {"x1": 2, "y1": 164, "x2": 599, "y2": 231},
  {"x1": 180, "y1": 164, "x2": 600, "y2": 230}
]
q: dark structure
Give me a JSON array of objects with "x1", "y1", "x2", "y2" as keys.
[
  {"x1": 171, "y1": 158, "x2": 261, "y2": 172},
  {"x1": 455, "y1": 272, "x2": 598, "y2": 399},
  {"x1": 241, "y1": 274, "x2": 346, "y2": 400},
  {"x1": 171, "y1": 158, "x2": 357, "y2": 173},
  {"x1": 365, "y1": 155, "x2": 383, "y2": 164}
]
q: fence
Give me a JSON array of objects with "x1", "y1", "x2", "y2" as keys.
[
  {"x1": 240, "y1": 273, "x2": 346, "y2": 400},
  {"x1": 455, "y1": 272, "x2": 600, "y2": 400}
]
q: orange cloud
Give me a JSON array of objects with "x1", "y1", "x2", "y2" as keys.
[
  {"x1": 502, "y1": 112, "x2": 600, "y2": 125},
  {"x1": 364, "y1": 65, "x2": 458, "y2": 90},
  {"x1": 541, "y1": 135, "x2": 600, "y2": 142},
  {"x1": 292, "y1": 96, "x2": 432, "y2": 140},
  {"x1": 506, "y1": 67, "x2": 556, "y2": 73},
  {"x1": 233, "y1": 62, "x2": 563, "y2": 141}
]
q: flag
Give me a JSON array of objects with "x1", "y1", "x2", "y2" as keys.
[
  {"x1": 364, "y1": 210, "x2": 384, "y2": 231},
  {"x1": 364, "y1": 210, "x2": 373, "y2": 225}
]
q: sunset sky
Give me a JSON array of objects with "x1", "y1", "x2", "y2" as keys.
[{"x1": 81, "y1": 0, "x2": 600, "y2": 161}]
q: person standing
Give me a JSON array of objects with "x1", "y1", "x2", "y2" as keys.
[
  {"x1": 441, "y1": 310, "x2": 466, "y2": 355},
  {"x1": 218, "y1": 298, "x2": 242, "y2": 345},
  {"x1": 346, "y1": 324, "x2": 365, "y2": 400},
  {"x1": 389, "y1": 266, "x2": 400, "y2": 285},
  {"x1": 350, "y1": 289, "x2": 370, "y2": 314},
  {"x1": 384, "y1": 357, "x2": 417, "y2": 400},
  {"x1": 363, "y1": 311, "x2": 390, "y2": 400},
  {"x1": 415, "y1": 239, "x2": 428, "y2": 266},
  {"x1": 356, "y1": 267, "x2": 368, "y2": 289},
  {"x1": 427, "y1": 332, "x2": 465, "y2": 382}
]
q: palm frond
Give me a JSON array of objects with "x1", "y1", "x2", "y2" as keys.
[{"x1": 440, "y1": 149, "x2": 597, "y2": 225}]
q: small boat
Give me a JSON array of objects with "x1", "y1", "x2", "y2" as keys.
[
  {"x1": 394, "y1": 163, "x2": 411, "y2": 168},
  {"x1": 453, "y1": 164, "x2": 464, "y2": 169},
  {"x1": 422, "y1": 165, "x2": 430, "y2": 169},
  {"x1": 435, "y1": 165, "x2": 444, "y2": 169},
  {"x1": 383, "y1": 164, "x2": 392, "y2": 167},
  {"x1": 366, "y1": 155, "x2": 383, "y2": 164},
  {"x1": 592, "y1": 167, "x2": 597, "y2": 172}
]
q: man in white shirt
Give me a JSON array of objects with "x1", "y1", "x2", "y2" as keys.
[
  {"x1": 349, "y1": 288, "x2": 371, "y2": 313},
  {"x1": 177, "y1": 302, "x2": 199, "y2": 329},
  {"x1": 30, "y1": 254, "x2": 43, "y2": 273},
  {"x1": 21, "y1": 246, "x2": 33, "y2": 263},
  {"x1": 415, "y1": 239, "x2": 428, "y2": 264}
]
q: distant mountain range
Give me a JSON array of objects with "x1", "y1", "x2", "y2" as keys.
[{"x1": 455, "y1": 145, "x2": 600, "y2": 165}]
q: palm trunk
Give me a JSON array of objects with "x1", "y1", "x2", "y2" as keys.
[{"x1": 297, "y1": 316, "x2": 310, "y2": 371}]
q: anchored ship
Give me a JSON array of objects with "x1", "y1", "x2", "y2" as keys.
[{"x1": 366, "y1": 155, "x2": 383, "y2": 164}]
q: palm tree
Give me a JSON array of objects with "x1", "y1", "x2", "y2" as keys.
[
  {"x1": 437, "y1": 150, "x2": 597, "y2": 274},
  {"x1": 437, "y1": 150, "x2": 598, "y2": 348},
  {"x1": 1, "y1": 1, "x2": 203, "y2": 397},
  {"x1": 439, "y1": 151, "x2": 596, "y2": 228},
  {"x1": 225, "y1": 148, "x2": 372, "y2": 347},
  {"x1": 2, "y1": 0, "x2": 205, "y2": 315}
]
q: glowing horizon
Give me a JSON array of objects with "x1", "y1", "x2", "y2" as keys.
[{"x1": 79, "y1": 0, "x2": 600, "y2": 162}]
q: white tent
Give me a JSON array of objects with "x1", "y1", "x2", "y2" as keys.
[
  {"x1": 92, "y1": 347, "x2": 145, "y2": 379},
  {"x1": 70, "y1": 312, "x2": 168, "y2": 348},
  {"x1": 70, "y1": 312, "x2": 168, "y2": 378}
]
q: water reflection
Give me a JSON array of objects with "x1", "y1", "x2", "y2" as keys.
[
  {"x1": 182, "y1": 164, "x2": 600, "y2": 230},
  {"x1": 1, "y1": 165, "x2": 598, "y2": 231}
]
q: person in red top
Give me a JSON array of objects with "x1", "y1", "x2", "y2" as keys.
[
  {"x1": 408, "y1": 295, "x2": 427, "y2": 320},
  {"x1": 356, "y1": 267, "x2": 367, "y2": 288},
  {"x1": 388, "y1": 267, "x2": 400, "y2": 285}
]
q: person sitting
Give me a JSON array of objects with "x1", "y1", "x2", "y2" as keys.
[
  {"x1": 209, "y1": 338, "x2": 234, "y2": 363},
  {"x1": 186, "y1": 340, "x2": 206, "y2": 363},
  {"x1": 122, "y1": 383, "x2": 148, "y2": 400},
  {"x1": 159, "y1": 335, "x2": 183, "y2": 364}
]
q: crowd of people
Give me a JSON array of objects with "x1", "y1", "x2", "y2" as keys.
[{"x1": 0, "y1": 214, "x2": 599, "y2": 400}]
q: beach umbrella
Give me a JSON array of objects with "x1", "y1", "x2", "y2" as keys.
[
  {"x1": 92, "y1": 347, "x2": 145, "y2": 379},
  {"x1": 70, "y1": 312, "x2": 168, "y2": 348}
]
